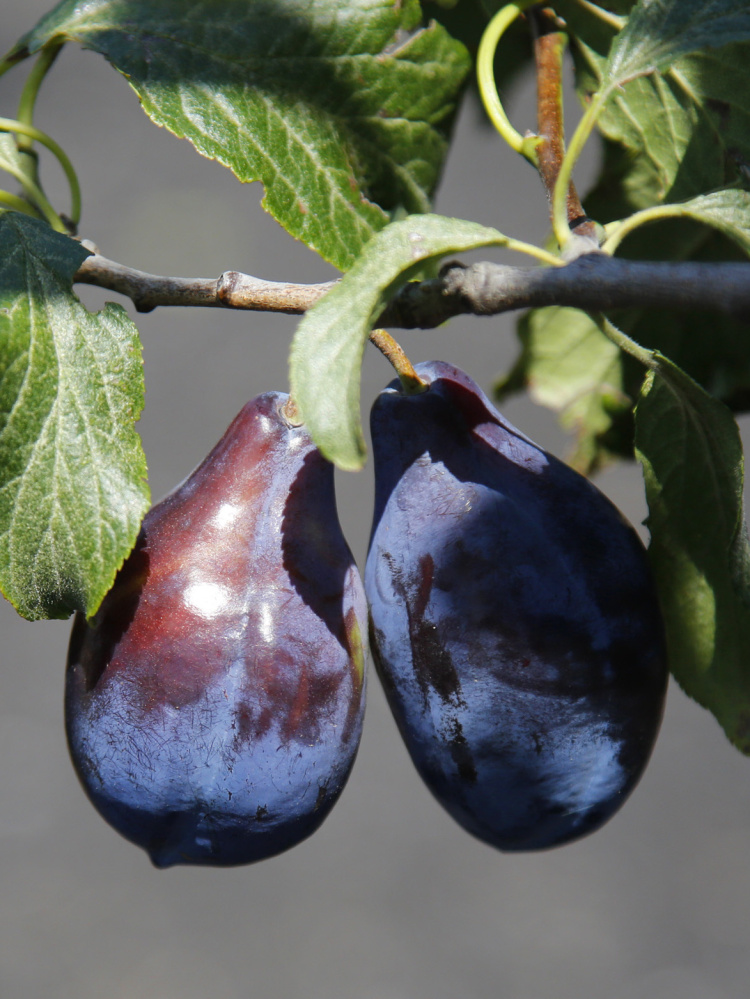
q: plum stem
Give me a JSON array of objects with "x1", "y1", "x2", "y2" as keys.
[
  {"x1": 281, "y1": 396, "x2": 304, "y2": 426},
  {"x1": 369, "y1": 330, "x2": 428, "y2": 394}
]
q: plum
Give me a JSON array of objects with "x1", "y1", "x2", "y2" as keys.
[
  {"x1": 365, "y1": 360, "x2": 667, "y2": 851},
  {"x1": 66, "y1": 393, "x2": 367, "y2": 867}
]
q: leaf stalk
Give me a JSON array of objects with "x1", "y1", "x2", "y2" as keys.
[
  {"x1": 0, "y1": 156, "x2": 65, "y2": 230},
  {"x1": 0, "y1": 116, "x2": 81, "y2": 226},
  {"x1": 601, "y1": 204, "x2": 696, "y2": 255},
  {"x1": 552, "y1": 89, "x2": 609, "y2": 248},
  {"x1": 15, "y1": 42, "x2": 64, "y2": 153},
  {"x1": 0, "y1": 190, "x2": 42, "y2": 217},
  {"x1": 571, "y1": 0, "x2": 626, "y2": 31},
  {"x1": 477, "y1": 0, "x2": 541, "y2": 164},
  {"x1": 591, "y1": 313, "x2": 656, "y2": 371}
]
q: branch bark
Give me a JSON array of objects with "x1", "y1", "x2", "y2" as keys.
[
  {"x1": 531, "y1": 7, "x2": 598, "y2": 244},
  {"x1": 75, "y1": 250, "x2": 336, "y2": 313},
  {"x1": 74, "y1": 250, "x2": 750, "y2": 327},
  {"x1": 379, "y1": 256, "x2": 750, "y2": 327}
]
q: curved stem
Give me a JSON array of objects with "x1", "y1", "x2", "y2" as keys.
[
  {"x1": 0, "y1": 50, "x2": 28, "y2": 81},
  {"x1": 601, "y1": 204, "x2": 696, "y2": 255},
  {"x1": 16, "y1": 42, "x2": 64, "y2": 153},
  {"x1": 572, "y1": 0, "x2": 626, "y2": 30},
  {"x1": 0, "y1": 117, "x2": 81, "y2": 225},
  {"x1": 0, "y1": 190, "x2": 42, "y2": 217},
  {"x1": 552, "y1": 89, "x2": 609, "y2": 248},
  {"x1": 0, "y1": 156, "x2": 66, "y2": 230},
  {"x1": 369, "y1": 330, "x2": 428, "y2": 393},
  {"x1": 505, "y1": 236, "x2": 563, "y2": 266},
  {"x1": 477, "y1": 0, "x2": 541, "y2": 164},
  {"x1": 591, "y1": 312, "x2": 656, "y2": 371}
]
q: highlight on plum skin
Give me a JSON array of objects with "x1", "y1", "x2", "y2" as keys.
[
  {"x1": 66, "y1": 392, "x2": 367, "y2": 868},
  {"x1": 365, "y1": 359, "x2": 668, "y2": 852}
]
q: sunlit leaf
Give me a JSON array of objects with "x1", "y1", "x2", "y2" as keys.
[
  {"x1": 604, "y1": 0, "x2": 750, "y2": 87},
  {"x1": 0, "y1": 214, "x2": 149, "y2": 620},
  {"x1": 567, "y1": 2, "x2": 750, "y2": 213},
  {"x1": 11, "y1": 0, "x2": 470, "y2": 270}
]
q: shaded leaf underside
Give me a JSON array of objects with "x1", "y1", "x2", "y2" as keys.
[
  {"x1": 495, "y1": 306, "x2": 631, "y2": 474},
  {"x1": 635, "y1": 356, "x2": 750, "y2": 753}
]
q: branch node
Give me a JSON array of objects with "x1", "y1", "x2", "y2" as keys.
[
  {"x1": 217, "y1": 270, "x2": 242, "y2": 307},
  {"x1": 561, "y1": 234, "x2": 603, "y2": 262}
]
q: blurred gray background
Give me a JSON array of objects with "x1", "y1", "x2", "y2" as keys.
[{"x1": 2, "y1": 4, "x2": 750, "y2": 998}]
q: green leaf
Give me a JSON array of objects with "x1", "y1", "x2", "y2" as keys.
[
  {"x1": 605, "y1": 0, "x2": 750, "y2": 87},
  {"x1": 572, "y1": 26, "x2": 750, "y2": 212},
  {"x1": 0, "y1": 213, "x2": 149, "y2": 620},
  {"x1": 635, "y1": 353, "x2": 750, "y2": 753},
  {"x1": 606, "y1": 54, "x2": 750, "y2": 206},
  {"x1": 289, "y1": 213, "x2": 512, "y2": 470},
  {"x1": 629, "y1": 189, "x2": 750, "y2": 255},
  {"x1": 13, "y1": 0, "x2": 470, "y2": 271},
  {"x1": 495, "y1": 306, "x2": 632, "y2": 474}
]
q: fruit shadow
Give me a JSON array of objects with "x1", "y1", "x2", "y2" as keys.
[
  {"x1": 372, "y1": 388, "x2": 664, "y2": 700},
  {"x1": 68, "y1": 533, "x2": 151, "y2": 690},
  {"x1": 279, "y1": 449, "x2": 355, "y2": 656}
]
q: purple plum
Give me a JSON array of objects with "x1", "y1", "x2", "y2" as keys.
[
  {"x1": 365, "y1": 360, "x2": 667, "y2": 851},
  {"x1": 66, "y1": 392, "x2": 367, "y2": 867}
]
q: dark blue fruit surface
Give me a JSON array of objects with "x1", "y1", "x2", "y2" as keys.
[
  {"x1": 66, "y1": 393, "x2": 367, "y2": 867},
  {"x1": 365, "y1": 360, "x2": 667, "y2": 851}
]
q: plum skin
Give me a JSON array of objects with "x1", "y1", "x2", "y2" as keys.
[
  {"x1": 365, "y1": 360, "x2": 668, "y2": 851},
  {"x1": 66, "y1": 392, "x2": 367, "y2": 868}
]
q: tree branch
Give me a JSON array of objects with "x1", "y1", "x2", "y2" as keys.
[
  {"x1": 379, "y1": 256, "x2": 750, "y2": 327},
  {"x1": 75, "y1": 249, "x2": 336, "y2": 313},
  {"x1": 73, "y1": 250, "x2": 750, "y2": 327}
]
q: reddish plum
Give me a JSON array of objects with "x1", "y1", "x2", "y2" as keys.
[{"x1": 66, "y1": 393, "x2": 367, "y2": 867}]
